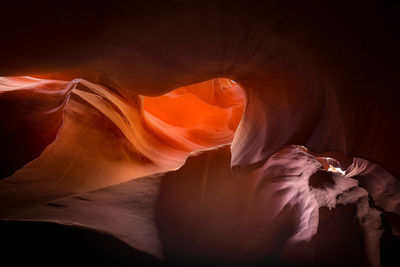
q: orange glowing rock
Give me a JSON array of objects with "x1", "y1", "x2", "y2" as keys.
[
  {"x1": 0, "y1": 76, "x2": 244, "y2": 218},
  {"x1": 143, "y1": 78, "x2": 244, "y2": 151}
]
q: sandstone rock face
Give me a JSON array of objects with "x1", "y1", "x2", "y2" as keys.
[{"x1": 0, "y1": 1, "x2": 399, "y2": 266}]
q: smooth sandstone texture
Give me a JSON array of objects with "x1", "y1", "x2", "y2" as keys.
[
  {"x1": 9, "y1": 145, "x2": 398, "y2": 266},
  {"x1": 0, "y1": 1, "x2": 399, "y2": 266},
  {"x1": 1, "y1": 1, "x2": 398, "y2": 176},
  {"x1": 0, "y1": 77, "x2": 243, "y2": 218}
]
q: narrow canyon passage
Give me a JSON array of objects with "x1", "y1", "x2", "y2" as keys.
[
  {"x1": 0, "y1": 75, "x2": 398, "y2": 267},
  {"x1": 0, "y1": 1, "x2": 399, "y2": 266}
]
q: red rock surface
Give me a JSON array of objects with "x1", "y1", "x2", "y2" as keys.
[{"x1": 0, "y1": 1, "x2": 399, "y2": 266}]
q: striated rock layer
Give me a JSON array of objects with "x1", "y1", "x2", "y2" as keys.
[
  {"x1": 0, "y1": 1, "x2": 399, "y2": 266},
  {"x1": 0, "y1": 76, "x2": 243, "y2": 217}
]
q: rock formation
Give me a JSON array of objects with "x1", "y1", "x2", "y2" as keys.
[{"x1": 0, "y1": 1, "x2": 399, "y2": 266}]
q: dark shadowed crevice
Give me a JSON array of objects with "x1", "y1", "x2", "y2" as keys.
[{"x1": 0, "y1": 220, "x2": 163, "y2": 266}]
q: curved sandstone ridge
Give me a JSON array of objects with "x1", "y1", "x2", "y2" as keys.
[
  {"x1": 8, "y1": 145, "x2": 400, "y2": 266},
  {"x1": 0, "y1": 1, "x2": 399, "y2": 266},
  {"x1": 1, "y1": 1, "x2": 399, "y2": 176},
  {"x1": 0, "y1": 76, "x2": 243, "y2": 217}
]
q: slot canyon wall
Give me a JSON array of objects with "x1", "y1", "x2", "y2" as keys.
[{"x1": 0, "y1": 1, "x2": 399, "y2": 266}]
